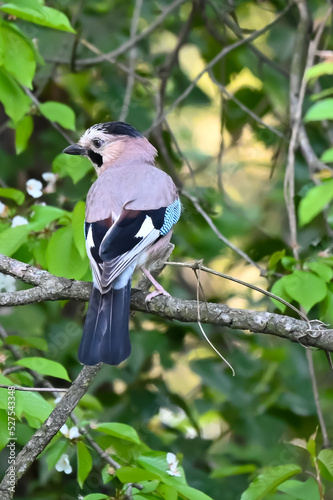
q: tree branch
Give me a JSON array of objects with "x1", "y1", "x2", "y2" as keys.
[
  {"x1": 0, "y1": 254, "x2": 332, "y2": 351},
  {"x1": 0, "y1": 364, "x2": 102, "y2": 500},
  {"x1": 145, "y1": 3, "x2": 292, "y2": 134},
  {"x1": 76, "y1": 0, "x2": 187, "y2": 66}
]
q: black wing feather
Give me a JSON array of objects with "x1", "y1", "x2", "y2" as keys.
[{"x1": 99, "y1": 207, "x2": 166, "y2": 261}]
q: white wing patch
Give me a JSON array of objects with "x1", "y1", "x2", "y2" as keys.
[
  {"x1": 86, "y1": 225, "x2": 95, "y2": 248},
  {"x1": 135, "y1": 215, "x2": 154, "y2": 238},
  {"x1": 85, "y1": 224, "x2": 103, "y2": 292}
]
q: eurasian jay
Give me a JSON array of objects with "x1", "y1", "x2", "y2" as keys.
[{"x1": 63, "y1": 122, "x2": 181, "y2": 366}]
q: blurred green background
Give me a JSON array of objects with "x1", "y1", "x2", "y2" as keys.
[{"x1": 1, "y1": 0, "x2": 333, "y2": 499}]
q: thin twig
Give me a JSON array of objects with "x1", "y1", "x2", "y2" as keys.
[
  {"x1": 164, "y1": 119, "x2": 198, "y2": 187},
  {"x1": 145, "y1": 3, "x2": 292, "y2": 134},
  {"x1": 194, "y1": 261, "x2": 235, "y2": 375},
  {"x1": 49, "y1": 43, "x2": 151, "y2": 86},
  {"x1": 284, "y1": 4, "x2": 332, "y2": 259},
  {"x1": 208, "y1": 69, "x2": 284, "y2": 138},
  {"x1": 181, "y1": 190, "x2": 266, "y2": 274},
  {"x1": 0, "y1": 384, "x2": 67, "y2": 392},
  {"x1": 298, "y1": 125, "x2": 330, "y2": 173},
  {"x1": 23, "y1": 88, "x2": 74, "y2": 144},
  {"x1": 119, "y1": 0, "x2": 143, "y2": 122},
  {"x1": 205, "y1": 0, "x2": 289, "y2": 79},
  {"x1": 77, "y1": 0, "x2": 187, "y2": 66},
  {"x1": 151, "y1": 2, "x2": 195, "y2": 187},
  {"x1": 306, "y1": 350, "x2": 330, "y2": 449},
  {"x1": 166, "y1": 260, "x2": 309, "y2": 323}
]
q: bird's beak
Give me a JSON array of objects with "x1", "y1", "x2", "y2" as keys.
[{"x1": 63, "y1": 144, "x2": 86, "y2": 155}]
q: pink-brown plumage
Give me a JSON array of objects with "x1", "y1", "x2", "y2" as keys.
[{"x1": 63, "y1": 121, "x2": 180, "y2": 365}]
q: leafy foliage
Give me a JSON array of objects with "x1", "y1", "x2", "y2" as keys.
[{"x1": 0, "y1": 1, "x2": 333, "y2": 500}]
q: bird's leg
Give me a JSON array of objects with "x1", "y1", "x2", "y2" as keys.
[{"x1": 141, "y1": 267, "x2": 171, "y2": 302}]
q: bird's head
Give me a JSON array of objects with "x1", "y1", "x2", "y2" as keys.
[{"x1": 63, "y1": 121, "x2": 157, "y2": 174}]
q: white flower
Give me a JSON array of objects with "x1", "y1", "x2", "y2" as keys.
[
  {"x1": 26, "y1": 179, "x2": 43, "y2": 198},
  {"x1": 0, "y1": 273, "x2": 16, "y2": 293},
  {"x1": 55, "y1": 454, "x2": 72, "y2": 474},
  {"x1": 185, "y1": 427, "x2": 197, "y2": 439},
  {"x1": 11, "y1": 215, "x2": 28, "y2": 227},
  {"x1": 159, "y1": 407, "x2": 186, "y2": 426},
  {"x1": 42, "y1": 172, "x2": 57, "y2": 193},
  {"x1": 60, "y1": 424, "x2": 81, "y2": 440},
  {"x1": 166, "y1": 452, "x2": 181, "y2": 477},
  {"x1": 0, "y1": 201, "x2": 7, "y2": 217},
  {"x1": 42, "y1": 172, "x2": 57, "y2": 183}
]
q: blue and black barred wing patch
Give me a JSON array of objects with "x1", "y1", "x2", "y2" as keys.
[{"x1": 160, "y1": 198, "x2": 181, "y2": 236}]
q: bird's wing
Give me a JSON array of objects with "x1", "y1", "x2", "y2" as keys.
[{"x1": 85, "y1": 198, "x2": 181, "y2": 292}]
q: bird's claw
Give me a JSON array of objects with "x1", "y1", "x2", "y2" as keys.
[{"x1": 145, "y1": 289, "x2": 171, "y2": 303}]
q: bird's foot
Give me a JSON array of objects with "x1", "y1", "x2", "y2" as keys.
[
  {"x1": 145, "y1": 287, "x2": 171, "y2": 303},
  {"x1": 141, "y1": 267, "x2": 171, "y2": 302}
]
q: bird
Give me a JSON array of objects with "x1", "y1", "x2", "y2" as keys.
[{"x1": 63, "y1": 121, "x2": 181, "y2": 366}]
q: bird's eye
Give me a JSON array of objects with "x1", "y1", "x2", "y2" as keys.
[{"x1": 92, "y1": 138, "x2": 102, "y2": 148}]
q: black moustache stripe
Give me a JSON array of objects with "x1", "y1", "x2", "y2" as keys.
[{"x1": 88, "y1": 149, "x2": 103, "y2": 168}]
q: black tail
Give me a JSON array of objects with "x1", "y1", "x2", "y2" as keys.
[{"x1": 78, "y1": 280, "x2": 132, "y2": 365}]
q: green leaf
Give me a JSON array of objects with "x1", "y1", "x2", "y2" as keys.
[
  {"x1": 320, "y1": 147, "x2": 333, "y2": 163},
  {"x1": 283, "y1": 271, "x2": 327, "y2": 312},
  {"x1": 157, "y1": 484, "x2": 177, "y2": 500},
  {"x1": 46, "y1": 225, "x2": 89, "y2": 280},
  {"x1": 52, "y1": 153, "x2": 92, "y2": 184},
  {"x1": 268, "y1": 250, "x2": 285, "y2": 270},
  {"x1": 15, "y1": 357, "x2": 71, "y2": 381},
  {"x1": 0, "y1": 0, "x2": 75, "y2": 33},
  {"x1": 211, "y1": 464, "x2": 257, "y2": 478},
  {"x1": 138, "y1": 452, "x2": 185, "y2": 485},
  {"x1": 77, "y1": 441, "x2": 93, "y2": 488},
  {"x1": 15, "y1": 390, "x2": 53, "y2": 425},
  {"x1": 15, "y1": 115, "x2": 33, "y2": 154},
  {"x1": 6, "y1": 335, "x2": 48, "y2": 350},
  {"x1": 305, "y1": 98, "x2": 333, "y2": 122},
  {"x1": 0, "y1": 67, "x2": 31, "y2": 123},
  {"x1": 177, "y1": 485, "x2": 213, "y2": 500},
  {"x1": 306, "y1": 261, "x2": 333, "y2": 282},
  {"x1": 270, "y1": 277, "x2": 291, "y2": 312},
  {"x1": 39, "y1": 102, "x2": 76, "y2": 130},
  {"x1": 240, "y1": 464, "x2": 302, "y2": 500},
  {"x1": 0, "y1": 187, "x2": 25, "y2": 205},
  {"x1": 140, "y1": 480, "x2": 160, "y2": 494},
  {"x1": 29, "y1": 204, "x2": 70, "y2": 231},
  {"x1": 299, "y1": 180, "x2": 333, "y2": 226},
  {"x1": 72, "y1": 201, "x2": 86, "y2": 259},
  {"x1": 132, "y1": 496, "x2": 153, "y2": 500},
  {"x1": 0, "y1": 410, "x2": 9, "y2": 451},
  {"x1": 311, "y1": 87, "x2": 333, "y2": 101},
  {"x1": 79, "y1": 393, "x2": 103, "y2": 411},
  {"x1": 82, "y1": 495, "x2": 109, "y2": 500},
  {"x1": 0, "y1": 225, "x2": 31, "y2": 256},
  {"x1": 306, "y1": 62, "x2": 333, "y2": 81},
  {"x1": 277, "y1": 478, "x2": 320, "y2": 500},
  {"x1": 94, "y1": 423, "x2": 141, "y2": 444},
  {"x1": 116, "y1": 467, "x2": 160, "y2": 483},
  {"x1": 1, "y1": 21, "x2": 36, "y2": 88},
  {"x1": 318, "y1": 448, "x2": 333, "y2": 476},
  {"x1": 306, "y1": 434, "x2": 316, "y2": 458}
]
